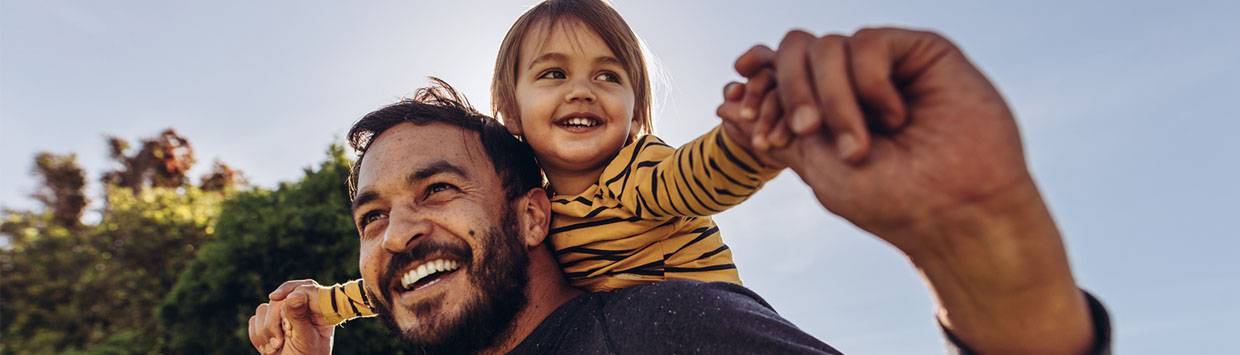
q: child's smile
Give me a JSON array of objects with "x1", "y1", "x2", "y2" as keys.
[{"x1": 514, "y1": 19, "x2": 638, "y2": 193}]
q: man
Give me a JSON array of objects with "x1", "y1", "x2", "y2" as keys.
[{"x1": 249, "y1": 28, "x2": 1110, "y2": 354}]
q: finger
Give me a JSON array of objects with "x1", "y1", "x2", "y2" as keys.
[
  {"x1": 723, "y1": 82, "x2": 745, "y2": 102},
  {"x1": 762, "y1": 92, "x2": 793, "y2": 149},
  {"x1": 807, "y1": 34, "x2": 870, "y2": 162},
  {"x1": 285, "y1": 285, "x2": 315, "y2": 321},
  {"x1": 744, "y1": 94, "x2": 773, "y2": 151},
  {"x1": 717, "y1": 101, "x2": 745, "y2": 126},
  {"x1": 734, "y1": 44, "x2": 776, "y2": 77},
  {"x1": 739, "y1": 68, "x2": 776, "y2": 121},
  {"x1": 249, "y1": 314, "x2": 263, "y2": 351},
  {"x1": 283, "y1": 288, "x2": 315, "y2": 338},
  {"x1": 268, "y1": 279, "x2": 318, "y2": 301},
  {"x1": 263, "y1": 300, "x2": 286, "y2": 350},
  {"x1": 252, "y1": 304, "x2": 270, "y2": 349},
  {"x1": 848, "y1": 28, "x2": 909, "y2": 131},
  {"x1": 774, "y1": 30, "x2": 823, "y2": 143}
]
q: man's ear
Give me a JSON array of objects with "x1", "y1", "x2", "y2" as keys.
[{"x1": 515, "y1": 187, "x2": 551, "y2": 249}]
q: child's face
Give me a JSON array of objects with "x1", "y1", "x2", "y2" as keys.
[{"x1": 513, "y1": 20, "x2": 637, "y2": 175}]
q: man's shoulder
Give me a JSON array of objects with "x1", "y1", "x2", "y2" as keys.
[
  {"x1": 592, "y1": 280, "x2": 841, "y2": 354},
  {"x1": 599, "y1": 279, "x2": 772, "y2": 313}
]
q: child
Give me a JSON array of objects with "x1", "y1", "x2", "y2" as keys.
[{"x1": 307, "y1": 0, "x2": 785, "y2": 326}]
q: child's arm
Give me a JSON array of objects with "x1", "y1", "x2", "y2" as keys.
[
  {"x1": 601, "y1": 76, "x2": 785, "y2": 219},
  {"x1": 251, "y1": 279, "x2": 376, "y2": 353},
  {"x1": 249, "y1": 280, "x2": 337, "y2": 355},
  {"x1": 310, "y1": 279, "x2": 378, "y2": 325}
]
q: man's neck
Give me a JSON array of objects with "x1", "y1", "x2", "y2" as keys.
[{"x1": 483, "y1": 245, "x2": 584, "y2": 354}]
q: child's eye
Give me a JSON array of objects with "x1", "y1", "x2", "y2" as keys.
[
  {"x1": 595, "y1": 72, "x2": 621, "y2": 83},
  {"x1": 538, "y1": 69, "x2": 566, "y2": 80}
]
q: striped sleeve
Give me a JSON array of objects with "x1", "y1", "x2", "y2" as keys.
[
  {"x1": 312, "y1": 279, "x2": 377, "y2": 326},
  {"x1": 601, "y1": 125, "x2": 781, "y2": 219}
]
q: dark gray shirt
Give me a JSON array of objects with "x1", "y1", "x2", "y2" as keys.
[{"x1": 509, "y1": 280, "x2": 1111, "y2": 354}]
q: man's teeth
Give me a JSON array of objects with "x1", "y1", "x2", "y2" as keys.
[
  {"x1": 400, "y1": 259, "x2": 461, "y2": 290},
  {"x1": 562, "y1": 117, "x2": 599, "y2": 127}
]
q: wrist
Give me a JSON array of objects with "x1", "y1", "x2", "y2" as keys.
[{"x1": 898, "y1": 179, "x2": 1094, "y2": 354}]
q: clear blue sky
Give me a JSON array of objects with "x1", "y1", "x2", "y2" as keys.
[{"x1": 3, "y1": 1, "x2": 1238, "y2": 353}]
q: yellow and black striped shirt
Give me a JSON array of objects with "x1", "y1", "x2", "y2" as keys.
[
  {"x1": 550, "y1": 125, "x2": 780, "y2": 291},
  {"x1": 312, "y1": 125, "x2": 779, "y2": 324}
]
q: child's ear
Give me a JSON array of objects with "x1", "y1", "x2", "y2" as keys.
[
  {"x1": 630, "y1": 114, "x2": 644, "y2": 138},
  {"x1": 504, "y1": 116, "x2": 524, "y2": 136}
]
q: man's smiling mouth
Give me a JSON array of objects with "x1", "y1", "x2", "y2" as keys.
[{"x1": 397, "y1": 258, "x2": 463, "y2": 292}]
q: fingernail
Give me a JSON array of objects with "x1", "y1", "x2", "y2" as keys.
[
  {"x1": 752, "y1": 135, "x2": 769, "y2": 151},
  {"x1": 837, "y1": 134, "x2": 858, "y2": 159},
  {"x1": 740, "y1": 108, "x2": 756, "y2": 121},
  {"x1": 771, "y1": 131, "x2": 789, "y2": 148},
  {"x1": 724, "y1": 83, "x2": 742, "y2": 97},
  {"x1": 791, "y1": 106, "x2": 818, "y2": 134}
]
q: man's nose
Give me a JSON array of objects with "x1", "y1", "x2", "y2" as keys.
[
  {"x1": 564, "y1": 77, "x2": 596, "y2": 103},
  {"x1": 382, "y1": 209, "x2": 432, "y2": 253}
]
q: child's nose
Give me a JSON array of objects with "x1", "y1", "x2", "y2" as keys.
[{"x1": 564, "y1": 79, "x2": 596, "y2": 103}]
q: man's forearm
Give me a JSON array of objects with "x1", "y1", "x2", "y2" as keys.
[{"x1": 901, "y1": 179, "x2": 1093, "y2": 354}]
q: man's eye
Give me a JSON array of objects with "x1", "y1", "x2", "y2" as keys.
[
  {"x1": 360, "y1": 211, "x2": 386, "y2": 229},
  {"x1": 426, "y1": 182, "x2": 457, "y2": 197},
  {"x1": 538, "y1": 69, "x2": 566, "y2": 80},
  {"x1": 595, "y1": 72, "x2": 620, "y2": 83}
]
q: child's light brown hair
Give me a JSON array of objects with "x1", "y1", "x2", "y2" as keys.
[{"x1": 491, "y1": 0, "x2": 653, "y2": 138}]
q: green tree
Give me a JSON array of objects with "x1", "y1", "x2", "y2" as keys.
[
  {"x1": 159, "y1": 145, "x2": 414, "y2": 354},
  {"x1": 2, "y1": 130, "x2": 232, "y2": 354}
]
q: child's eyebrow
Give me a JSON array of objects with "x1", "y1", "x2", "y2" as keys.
[
  {"x1": 526, "y1": 53, "x2": 623, "y2": 70},
  {"x1": 527, "y1": 52, "x2": 568, "y2": 70},
  {"x1": 594, "y1": 56, "x2": 622, "y2": 68}
]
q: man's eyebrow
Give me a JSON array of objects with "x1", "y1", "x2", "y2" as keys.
[
  {"x1": 408, "y1": 160, "x2": 470, "y2": 186},
  {"x1": 527, "y1": 52, "x2": 567, "y2": 70},
  {"x1": 351, "y1": 190, "x2": 380, "y2": 213},
  {"x1": 350, "y1": 161, "x2": 469, "y2": 212}
]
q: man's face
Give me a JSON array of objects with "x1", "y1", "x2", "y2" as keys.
[{"x1": 351, "y1": 122, "x2": 529, "y2": 352}]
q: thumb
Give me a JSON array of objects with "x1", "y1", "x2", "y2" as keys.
[
  {"x1": 278, "y1": 289, "x2": 335, "y2": 355},
  {"x1": 285, "y1": 290, "x2": 312, "y2": 322}
]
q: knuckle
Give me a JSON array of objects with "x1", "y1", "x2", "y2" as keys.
[{"x1": 780, "y1": 29, "x2": 814, "y2": 47}]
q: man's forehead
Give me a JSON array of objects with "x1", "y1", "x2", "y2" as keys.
[{"x1": 356, "y1": 122, "x2": 488, "y2": 187}]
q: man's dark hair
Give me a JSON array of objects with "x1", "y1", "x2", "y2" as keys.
[{"x1": 346, "y1": 77, "x2": 543, "y2": 201}]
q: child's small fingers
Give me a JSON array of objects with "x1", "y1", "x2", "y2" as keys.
[
  {"x1": 751, "y1": 95, "x2": 780, "y2": 152},
  {"x1": 716, "y1": 101, "x2": 746, "y2": 125},
  {"x1": 757, "y1": 90, "x2": 784, "y2": 131},
  {"x1": 767, "y1": 114, "x2": 793, "y2": 149},
  {"x1": 740, "y1": 69, "x2": 776, "y2": 122},
  {"x1": 723, "y1": 82, "x2": 745, "y2": 102},
  {"x1": 735, "y1": 44, "x2": 776, "y2": 77}
]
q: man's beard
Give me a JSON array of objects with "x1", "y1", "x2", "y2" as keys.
[{"x1": 370, "y1": 207, "x2": 530, "y2": 354}]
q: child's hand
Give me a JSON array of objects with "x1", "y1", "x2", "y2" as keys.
[
  {"x1": 249, "y1": 280, "x2": 334, "y2": 354},
  {"x1": 716, "y1": 68, "x2": 788, "y2": 168}
]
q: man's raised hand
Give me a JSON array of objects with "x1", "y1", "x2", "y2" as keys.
[{"x1": 732, "y1": 28, "x2": 1096, "y2": 354}]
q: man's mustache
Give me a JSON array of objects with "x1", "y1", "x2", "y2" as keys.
[{"x1": 378, "y1": 238, "x2": 474, "y2": 304}]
